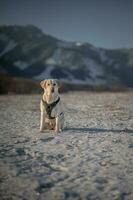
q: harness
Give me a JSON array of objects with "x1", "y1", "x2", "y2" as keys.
[{"x1": 42, "y1": 97, "x2": 60, "y2": 119}]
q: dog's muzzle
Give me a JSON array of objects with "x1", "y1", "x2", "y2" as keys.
[{"x1": 51, "y1": 87, "x2": 54, "y2": 93}]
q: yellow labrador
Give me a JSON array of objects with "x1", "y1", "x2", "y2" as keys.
[{"x1": 40, "y1": 79, "x2": 64, "y2": 133}]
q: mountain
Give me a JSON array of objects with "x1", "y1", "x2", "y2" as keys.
[{"x1": 0, "y1": 25, "x2": 133, "y2": 90}]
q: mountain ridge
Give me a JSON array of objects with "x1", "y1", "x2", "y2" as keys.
[{"x1": 0, "y1": 25, "x2": 133, "y2": 89}]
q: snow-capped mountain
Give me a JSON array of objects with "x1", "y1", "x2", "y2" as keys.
[{"x1": 0, "y1": 25, "x2": 133, "y2": 89}]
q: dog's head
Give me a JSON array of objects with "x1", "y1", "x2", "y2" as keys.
[{"x1": 40, "y1": 79, "x2": 59, "y2": 95}]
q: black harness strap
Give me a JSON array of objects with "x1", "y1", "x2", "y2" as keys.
[{"x1": 42, "y1": 97, "x2": 60, "y2": 119}]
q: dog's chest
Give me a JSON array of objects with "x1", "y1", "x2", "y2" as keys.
[
  {"x1": 42, "y1": 103, "x2": 57, "y2": 119},
  {"x1": 45, "y1": 106, "x2": 56, "y2": 118},
  {"x1": 40, "y1": 97, "x2": 61, "y2": 119}
]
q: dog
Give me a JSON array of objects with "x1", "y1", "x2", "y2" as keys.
[{"x1": 40, "y1": 79, "x2": 64, "y2": 133}]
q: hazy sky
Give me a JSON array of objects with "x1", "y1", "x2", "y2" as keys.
[{"x1": 0, "y1": 0, "x2": 133, "y2": 49}]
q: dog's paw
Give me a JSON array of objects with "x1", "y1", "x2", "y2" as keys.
[
  {"x1": 55, "y1": 129, "x2": 59, "y2": 134},
  {"x1": 55, "y1": 129, "x2": 63, "y2": 134},
  {"x1": 59, "y1": 129, "x2": 63, "y2": 133}
]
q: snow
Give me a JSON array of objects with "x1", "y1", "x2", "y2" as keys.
[
  {"x1": 60, "y1": 76, "x2": 106, "y2": 86},
  {"x1": 83, "y1": 58, "x2": 104, "y2": 79},
  {"x1": 89, "y1": 46, "x2": 115, "y2": 66},
  {"x1": 46, "y1": 48, "x2": 77, "y2": 67},
  {"x1": 14, "y1": 58, "x2": 37, "y2": 70},
  {"x1": 0, "y1": 40, "x2": 17, "y2": 57},
  {"x1": 14, "y1": 61, "x2": 29, "y2": 70},
  {"x1": 89, "y1": 46, "x2": 108, "y2": 62},
  {"x1": 34, "y1": 65, "x2": 55, "y2": 80},
  {"x1": 76, "y1": 42, "x2": 83, "y2": 46},
  {"x1": 48, "y1": 48, "x2": 83, "y2": 69},
  {"x1": 45, "y1": 58, "x2": 57, "y2": 65},
  {"x1": 40, "y1": 48, "x2": 106, "y2": 85},
  {"x1": 34, "y1": 60, "x2": 106, "y2": 85},
  {"x1": 46, "y1": 49, "x2": 64, "y2": 66}
]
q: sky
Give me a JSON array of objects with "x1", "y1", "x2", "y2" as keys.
[{"x1": 0, "y1": 0, "x2": 133, "y2": 49}]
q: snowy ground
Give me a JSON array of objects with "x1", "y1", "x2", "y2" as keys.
[{"x1": 0, "y1": 92, "x2": 133, "y2": 200}]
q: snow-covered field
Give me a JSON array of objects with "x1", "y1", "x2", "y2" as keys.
[{"x1": 0, "y1": 92, "x2": 133, "y2": 200}]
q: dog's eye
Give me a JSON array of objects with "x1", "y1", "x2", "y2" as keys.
[
  {"x1": 47, "y1": 83, "x2": 50, "y2": 86},
  {"x1": 53, "y1": 83, "x2": 56, "y2": 86}
]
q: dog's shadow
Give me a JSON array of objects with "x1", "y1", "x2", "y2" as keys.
[{"x1": 64, "y1": 127, "x2": 133, "y2": 134}]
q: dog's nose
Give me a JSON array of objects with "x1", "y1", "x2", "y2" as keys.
[{"x1": 51, "y1": 87, "x2": 54, "y2": 93}]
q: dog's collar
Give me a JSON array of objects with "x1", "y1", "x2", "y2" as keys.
[{"x1": 42, "y1": 97, "x2": 60, "y2": 119}]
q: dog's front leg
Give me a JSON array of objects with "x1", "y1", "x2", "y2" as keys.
[
  {"x1": 55, "y1": 116, "x2": 60, "y2": 133},
  {"x1": 40, "y1": 110, "x2": 45, "y2": 132},
  {"x1": 55, "y1": 115, "x2": 63, "y2": 133}
]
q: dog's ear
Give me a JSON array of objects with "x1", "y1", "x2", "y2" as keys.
[
  {"x1": 55, "y1": 79, "x2": 61, "y2": 93},
  {"x1": 40, "y1": 80, "x2": 47, "y2": 89},
  {"x1": 55, "y1": 79, "x2": 60, "y2": 88}
]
